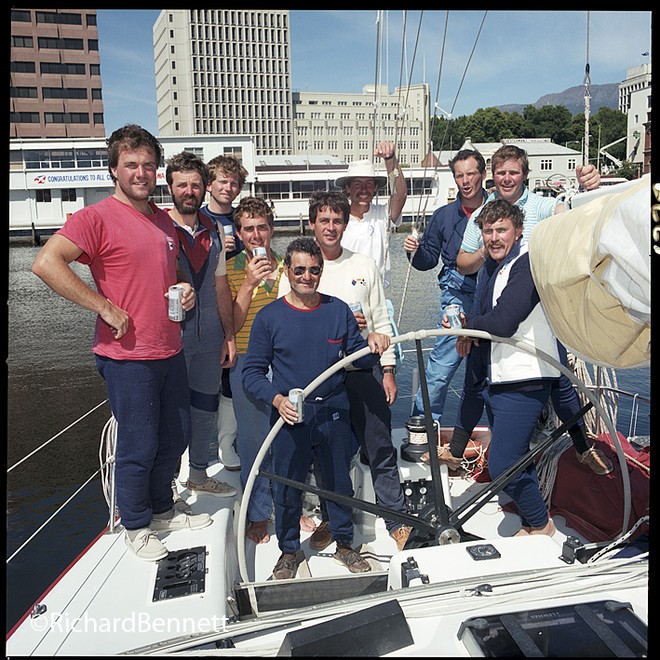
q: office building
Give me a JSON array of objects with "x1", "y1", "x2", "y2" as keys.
[
  {"x1": 153, "y1": 9, "x2": 292, "y2": 155},
  {"x1": 10, "y1": 8, "x2": 104, "y2": 138},
  {"x1": 292, "y1": 84, "x2": 430, "y2": 166}
]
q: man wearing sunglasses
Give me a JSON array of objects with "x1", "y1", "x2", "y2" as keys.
[
  {"x1": 279, "y1": 192, "x2": 412, "y2": 553},
  {"x1": 242, "y1": 237, "x2": 390, "y2": 580}
]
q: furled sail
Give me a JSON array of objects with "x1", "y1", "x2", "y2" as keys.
[{"x1": 529, "y1": 175, "x2": 650, "y2": 369}]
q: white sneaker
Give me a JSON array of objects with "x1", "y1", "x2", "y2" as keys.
[
  {"x1": 151, "y1": 510, "x2": 213, "y2": 532},
  {"x1": 185, "y1": 477, "x2": 236, "y2": 498},
  {"x1": 125, "y1": 528, "x2": 168, "y2": 561}
]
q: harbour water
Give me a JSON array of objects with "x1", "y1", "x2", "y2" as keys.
[{"x1": 6, "y1": 234, "x2": 650, "y2": 633}]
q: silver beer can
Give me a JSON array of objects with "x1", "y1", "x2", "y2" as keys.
[
  {"x1": 168, "y1": 285, "x2": 185, "y2": 322},
  {"x1": 445, "y1": 304, "x2": 462, "y2": 329},
  {"x1": 349, "y1": 301, "x2": 363, "y2": 314},
  {"x1": 288, "y1": 388, "x2": 305, "y2": 423},
  {"x1": 254, "y1": 246, "x2": 267, "y2": 259}
]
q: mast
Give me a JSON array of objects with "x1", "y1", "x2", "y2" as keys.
[{"x1": 583, "y1": 11, "x2": 591, "y2": 168}]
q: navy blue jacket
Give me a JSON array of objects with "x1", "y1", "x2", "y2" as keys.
[{"x1": 408, "y1": 192, "x2": 487, "y2": 283}]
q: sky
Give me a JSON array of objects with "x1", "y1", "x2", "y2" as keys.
[{"x1": 96, "y1": 10, "x2": 652, "y2": 136}]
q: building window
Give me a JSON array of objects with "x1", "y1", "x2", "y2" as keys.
[
  {"x1": 38, "y1": 37, "x2": 85, "y2": 50},
  {"x1": 42, "y1": 88, "x2": 88, "y2": 100},
  {"x1": 10, "y1": 87, "x2": 38, "y2": 99},
  {"x1": 36, "y1": 11, "x2": 82, "y2": 25},
  {"x1": 36, "y1": 189, "x2": 52, "y2": 203},
  {"x1": 10, "y1": 112, "x2": 40, "y2": 123},
  {"x1": 11, "y1": 9, "x2": 31, "y2": 21},
  {"x1": 11, "y1": 61, "x2": 36, "y2": 73},
  {"x1": 11, "y1": 36, "x2": 34, "y2": 48},
  {"x1": 40, "y1": 62, "x2": 85, "y2": 75},
  {"x1": 44, "y1": 112, "x2": 90, "y2": 124},
  {"x1": 539, "y1": 159, "x2": 552, "y2": 171},
  {"x1": 62, "y1": 188, "x2": 77, "y2": 202}
]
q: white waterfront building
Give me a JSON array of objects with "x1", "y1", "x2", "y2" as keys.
[{"x1": 9, "y1": 134, "x2": 456, "y2": 237}]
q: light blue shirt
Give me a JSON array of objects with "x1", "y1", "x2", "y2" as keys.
[{"x1": 460, "y1": 187, "x2": 559, "y2": 252}]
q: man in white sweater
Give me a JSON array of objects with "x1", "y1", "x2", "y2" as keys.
[{"x1": 279, "y1": 191, "x2": 411, "y2": 552}]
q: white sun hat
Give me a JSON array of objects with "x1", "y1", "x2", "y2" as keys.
[{"x1": 335, "y1": 159, "x2": 388, "y2": 189}]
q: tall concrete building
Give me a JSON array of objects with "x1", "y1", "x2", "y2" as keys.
[
  {"x1": 153, "y1": 9, "x2": 292, "y2": 155},
  {"x1": 292, "y1": 84, "x2": 430, "y2": 166},
  {"x1": 10, "y1": 8, "x2": 104, "y2": 139}
]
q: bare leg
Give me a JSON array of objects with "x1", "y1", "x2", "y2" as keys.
[{"x1": 247, "y1": 519, "x2": 270, "y2": 544}]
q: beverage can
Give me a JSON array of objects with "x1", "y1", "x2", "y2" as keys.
[
  {"x1": 349, "y1": 301, "x2": 363, "y2": 314},
  {"x1": 168, "y1": 285, "x2": 185, "y2": 322},
  {"x1": 222, "y1": 224, "x2": 234, "y2": 236},
  {"x1": 253, "y1": 246, "x2": 267, "y2": 259},
  {"x1": 445, "y1": 304, "x2": 462, "y2": 329},
  {"x1": 288, "y1": 388, "x2": 305, "y2": 423}
]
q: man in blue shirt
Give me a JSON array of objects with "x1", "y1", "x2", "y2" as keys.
[
  {"x1": 403, "y1": 149, "x2": 488, "y2": 422},
  {"x1": 242, "y1": 238, "x2": 390, "y2": 580}
]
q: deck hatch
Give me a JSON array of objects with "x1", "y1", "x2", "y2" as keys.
[
  {"x1": 458, "y1": 600, "x2": 646, "y2": 657},
  {"x1": 152, "y1": 546, "x2": 207, "y2": 602}
]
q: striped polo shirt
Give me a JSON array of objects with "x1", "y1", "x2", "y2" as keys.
[{"x1": 227, "y1": 250, "x2": 284, "y2": 354}]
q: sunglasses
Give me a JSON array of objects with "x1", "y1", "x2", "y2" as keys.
[{"x1": 291, "y1": 265, "x2": 321, "y2": 276}]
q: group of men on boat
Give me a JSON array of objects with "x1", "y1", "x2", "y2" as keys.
[{"x1": 31, "y1": 124, "x2": 614, "y2": 581}]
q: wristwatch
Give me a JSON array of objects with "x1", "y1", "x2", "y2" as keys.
[{"x1": 382, "y1": 367, "x2": 396, "y2": 375}]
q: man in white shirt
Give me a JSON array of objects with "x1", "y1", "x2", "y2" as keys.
[{"x1": 335, "y1": 142, "x2": 407, "y2": 289}]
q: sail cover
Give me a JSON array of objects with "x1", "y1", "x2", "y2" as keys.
[{"x1": 528, "y1": 175, "x2": 650, "y2": 369}]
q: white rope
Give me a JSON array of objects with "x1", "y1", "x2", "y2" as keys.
[
  {"x1": 7, "y1": 399, "x2": 109, "y2": 473},
  {"x1": 99, "y1": 415, "x2": 117, "y2": 510}
]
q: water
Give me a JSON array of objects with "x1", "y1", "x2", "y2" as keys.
[{"x1": 6, "y1": 235, "x2": 650, "y2": 632}]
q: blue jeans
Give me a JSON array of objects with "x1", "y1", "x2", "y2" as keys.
[
  {"x1": 183, "y1": 333, "x2": 221, "y2": 471},
  {"x1": 230, "y1": 354, "x2": 273, "y2": 523},
  {"x1": 96, "y1": 353, "x2": 191, "y2": 530},
  {"x1": 272, "y1": 389, "x2": 354, "y2": 554},
  {"x1": 413, "y1": 269, "x2": 475, "y2": 421},
  {"x1": 483, "y1": 382, "x2": 552, "y2": 528}
]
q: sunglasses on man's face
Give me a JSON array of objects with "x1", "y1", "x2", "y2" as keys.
[{"x1": 291, "y1": 265, "x2": 321, "y2": 276}]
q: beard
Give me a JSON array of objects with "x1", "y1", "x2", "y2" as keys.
[{"x1": 173, "y1": 194, "x2": 203, "y2": 215}]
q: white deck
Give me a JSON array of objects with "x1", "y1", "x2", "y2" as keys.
[{"x1": 7, "y1": 428, "x2": 647, "y2": 657}]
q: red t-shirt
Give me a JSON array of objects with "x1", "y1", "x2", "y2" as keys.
[{"x1": 58, "y1": 196, "x2": 182, "y2": 360}]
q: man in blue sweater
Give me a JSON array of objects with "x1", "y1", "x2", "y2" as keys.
[
  {"x1": 242, "y1": 237, "x2": 390, "y2": 580},
  {"x1": 403, "y1": 149, "x2": 488, "y2": 422}
]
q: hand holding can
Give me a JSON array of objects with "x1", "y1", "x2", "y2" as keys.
[{"x1": 445, "y1": 304, "x2": 462, "y2": 329}]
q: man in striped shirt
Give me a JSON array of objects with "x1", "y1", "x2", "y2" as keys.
[{"x1": 226, "y1": 197, "x2": 285, "y2": 544}]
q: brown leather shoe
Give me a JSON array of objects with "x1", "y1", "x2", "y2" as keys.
[
  {"x1": 390, "y1": 525, "x2": 412, "y2": 552},
  {"x1": 421, "y1": 445, "x2": 462, "y2": 470},
  {"x1": 272, "y1": 553, "x2": 297, "y2": 580},
  {"x1": 309, "y1": 520, "x2": 332, "y2": 550},
  {"x1": 576, "y1": 447, "x2": 613, "y2": 475},
  {"x1": 333, "y1": 544, "x2": 371, "y2": 573}
]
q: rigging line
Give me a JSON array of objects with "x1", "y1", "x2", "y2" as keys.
[
  {"x1": 6, "y1": 465, "x2": 104, "y2": 564},
  {"x1": 7, "y1": 399, "x2": 109, "y2": 474},
  {"x1": 436, "y1": 10, "x2": 488, "y2": 158},
  {"x1": 370, "y1": 10, "x2": 384, "y2": 156},
  {"x1": 583, "y1": 11, "x2": 591, "y2": 167},
  {"x1": 411, "y1": 11, "x2": 449, "y2": 227}
]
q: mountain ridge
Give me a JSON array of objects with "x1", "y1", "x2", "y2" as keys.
[{"x1": 494, "y1": 82, "x2": 620, "y2": 116}]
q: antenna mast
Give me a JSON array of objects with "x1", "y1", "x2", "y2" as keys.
[{"x1": 583, "y1": 12, "x2": 591, "y2": 168}]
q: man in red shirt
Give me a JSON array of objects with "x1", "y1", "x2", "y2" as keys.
[{"x1": 32, "y1": 125, "x2": 212, "y2": 561}]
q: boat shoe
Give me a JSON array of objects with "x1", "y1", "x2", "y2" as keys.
[
  {"x1": 309, "y1": 520, "x2": 332, "y2": 550},
  {"x1": 185, "y1": 477, "x2": 237, "y2": 497},
  {"x1": 333, "y1": 544, "x2": 371, "y2": 573},
  {"x1": 390, "y1": 525, "x2": 412, "y2": 552},
  {"x1": 124, "y1": 528, "x2": 168, "y2": 561},
  {"x1": 151, "y1": 509, "x2": 213, "y2": 532},
  {"x1": 576, "y1": 446, "x2": 614, "y2": 475},
  {"x1": 272, "y1": 552, "x2": 298, "y2": 580},
  {"x1": 420, "y1": 445, "x2": 463, "y2": 470}
]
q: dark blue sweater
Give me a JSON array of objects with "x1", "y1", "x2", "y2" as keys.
[{"x1": 242, "y1": 294, "x2": 379, "y2": 406}]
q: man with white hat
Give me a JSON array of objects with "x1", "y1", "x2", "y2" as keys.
[{"x1": 335, "y1": 141, "x2": 407, "y2": 289}]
